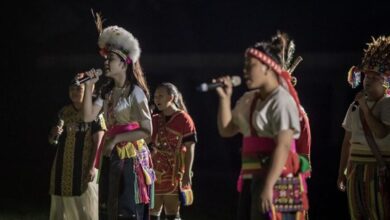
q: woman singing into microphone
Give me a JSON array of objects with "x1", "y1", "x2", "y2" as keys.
[
  {"x1": 215, "y1": 32, "x2": 310, "y2": 220},
  {"x1": 81, "y1": 14, "x2": 155, "y2": 220}
]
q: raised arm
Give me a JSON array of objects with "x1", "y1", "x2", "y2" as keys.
[
  {"x1": 80, "y1": 70, "x2": 103, "y2": 122},
  {"x1": 215, "y1": 76, "x2": 239, "y2": 137},
  {"x1": 83, "y1": 83, "x2": 102, "y2": 122}
]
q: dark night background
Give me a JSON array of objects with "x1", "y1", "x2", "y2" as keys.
[{"x1": 2, "y1": 0, "x2": 390, "y2": 219}]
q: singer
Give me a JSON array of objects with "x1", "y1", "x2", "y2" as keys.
[
  {"x1": 48, "y1": 81, "x2": 106, "y2": 220},
  {"x1": 81, "y1": 12, "x2": 155, "y2": 220},
  {"x1": 149, "y1": 82, "x2": 197, "y2": 220},
  {"x1": 338, "y1": 35, "x2": 390, "y2": 220},
  {"x1": 215, "y1": 32, "x2": 310, "y2": 220}
]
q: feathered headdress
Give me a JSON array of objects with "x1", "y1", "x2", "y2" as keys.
[
  {"x1": 92, "y1": 10, "x2": 141, "y2": 64},
  {"x1": 347, "y1": 35, "x2": 390, "y2": 89}
]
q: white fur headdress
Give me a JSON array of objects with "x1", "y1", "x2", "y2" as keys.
[{"x1": 93, "y1": 11, "x2": 141, "y2": 64}]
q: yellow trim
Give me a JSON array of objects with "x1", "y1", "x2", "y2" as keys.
[
  {"x1": 241, "y1": 163, "x2": 262, "y2": 170},
  {"x1": 116, "y1": 139, "x2": 145, "y2": 159}
]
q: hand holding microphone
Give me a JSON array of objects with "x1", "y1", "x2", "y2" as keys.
[
  {"x1": 197, "y1": 75, "x2": 241, "y2": 100},
  {"x1": 49, "y1": 119, "x2": 64, "y2": 145},
  {"x1": 74, "y1": 68, "x2": 103, "y2": 86},
  {"x1": 212, "y1": 75, "x2": 241, "y2": 99},
  {"x1": 352, "y1": 90, "x2": 367, "y2": 111},
  {"x1": 197, "y1": 75, "x2": 241, "y2": 92}
]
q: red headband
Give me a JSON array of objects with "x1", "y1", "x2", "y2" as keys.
[
  {"x1": 246, "y1": 48, "x2": 283, "y2": 75},
  {"x1": 246, "y1": 47, "x2": 303, "y2": 117}
]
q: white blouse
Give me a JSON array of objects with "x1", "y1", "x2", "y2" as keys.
[
  {"x1": 342, "y1": 95, "x2": 390, "y2": 155},
  {"x1": 232, "y1": 86, "x2": 301, "y2": 139},
  {"x1": 95, "y1": 85, "x2": 152, "y2": 129}
]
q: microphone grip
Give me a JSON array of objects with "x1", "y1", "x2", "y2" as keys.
[
  {"x1": 196, "y1": 82, "x2": 224, "y2": 92},
  {"x1": 351, "y1": 101, "x2": 359, "y2": 112},
  {"x1": 76, "y1": 77, "x2": 93, "y2": 86},
  {"x1": 352, "y1": 90, "x2": 366, "y2": 111},
  {"x1": 206, "y1": 82, "x2": 224, "y2": 90}
]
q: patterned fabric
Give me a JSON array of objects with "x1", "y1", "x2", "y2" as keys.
[
  {"x1": 95, "y1": 85, "x2": 154, "y2": 220},
  {"x1": 151, "y1": 111, "x2": 197, "y2": 195},
  {"x1": 179, "y1": 185, "x2": 194, "y2": 206},
  {"x1": 98, "y1": 123, "x2": 155, "y2": 220},
  {"x1": 346, "y1": 162, "x2": 390, "y2": 220},
  {"x1": 237, "y1": 137, "x2": 308, "y2": 212},
  {"x1": 238, "y1": 179, "x2": 307, "y2": 220},
  {"x1": 95, "y1": 122, "x2": 141, "y2": 168},
  {"x1": 235, "y1": 87, "x2": 309, "y2": 220},
  {"x1": 50, "y1": 105, "x2": 105, "y2": 196},
  {"x1": 273, "y1": 176, "x2": 306, "y2": 212}
]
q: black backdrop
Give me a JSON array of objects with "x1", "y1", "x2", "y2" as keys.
[{"x1": 3, "y1": 1, "x2": 389, "y2": 219}]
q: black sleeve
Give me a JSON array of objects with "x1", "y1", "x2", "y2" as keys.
[{"x1": 182, "y1": 133, "x2": 198, "y2": 144}]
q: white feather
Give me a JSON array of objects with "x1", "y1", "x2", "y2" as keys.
[{"x1": 98, "y1": 26, "x2": 141, "y2": 62}]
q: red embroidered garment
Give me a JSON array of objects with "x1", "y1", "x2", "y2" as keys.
[{"x1": 151, "y1": 111, "x2": 196, "y2": 194}]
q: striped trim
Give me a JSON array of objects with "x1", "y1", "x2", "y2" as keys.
[
  {"x1": 347, "y1": 162, "x2": 390, "y2": 220},
  {"x1": 245, "y1": 48, "x2": 283, "y2": 75},
  {"x1": 350, "y1": 143, "x2": 390, "y2": 162}
]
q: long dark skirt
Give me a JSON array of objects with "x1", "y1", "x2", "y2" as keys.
[{"x1": 99, "y1": 153, "x2": 146, "y2": 220}]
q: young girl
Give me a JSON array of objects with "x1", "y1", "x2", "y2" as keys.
[
  {"x1": 149, "y1": 83, "x2": 197, "y2": 220},
  {"x1": 48, "y1": 82, "x2": 105, "y2": 220},
  {"x1": 215, "y1": 32, "x2": 310, "y2": 220},
  {"x1": 81, "y1": 17, "x2": 155, "y2": 220}
]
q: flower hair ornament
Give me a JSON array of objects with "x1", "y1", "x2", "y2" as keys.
[
  {"x1": 347, "y1": 35, "x2": 390, "y2": 91},
  {"x1": 92, "y1": 10, "x2": 141, "y2": 65}
]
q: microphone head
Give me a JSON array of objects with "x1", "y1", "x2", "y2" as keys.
[
  {"x1": 231, "y1": 75, "x2": 241, "y2": 87},
  {"x1": 95, "y1": 69, "x2": 103, "y2": 77},
  {"x1": 58, "y1": 119, "x2": 64, "y2": 127},
  {"x1": 196, "y1": 83, "x2": 209, "y2": 92}
]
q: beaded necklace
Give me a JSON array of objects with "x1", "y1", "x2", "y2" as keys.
[{"x1": 106, "y1": 83, "x2": 129, "y2": 126}]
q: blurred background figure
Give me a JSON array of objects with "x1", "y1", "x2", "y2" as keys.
[
  {"x1": 150, "y1": 82, "x2": 197, "y2": 220},
  {"x1": 48, "y1": 82, "x2": 105, "y2": 220},
  {"x1": 338, "y1": 35, "x2": 390, "y2": 220}
]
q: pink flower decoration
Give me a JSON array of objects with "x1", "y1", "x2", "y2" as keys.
[
  {"x1": 99, "y1": 48, "x2": 108, "y2": 57},
  {"x1": 126, "y1": 57, "x2": 133, "y2": 64}
]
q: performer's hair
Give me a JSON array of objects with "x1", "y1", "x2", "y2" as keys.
[
  {"x1": 99, "y1": 59, "x2": 150, "y2": 100},
  {"x1": 253, "y1": 31, "x2": 296, "y2": 72},
  {"x1": 157, "y1": 82, "x2": 188, "y2": 112}
]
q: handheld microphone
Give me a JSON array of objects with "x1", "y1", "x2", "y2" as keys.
[
  {"x1": 74, "y1": 69, "x2": 103, "y2": 86},
  {"x1": 196, "y1": 75, "x2": 242, "y2": 92},
  {"x1": 52, "y1": 119, "x2": 64, "y2": 145}
]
